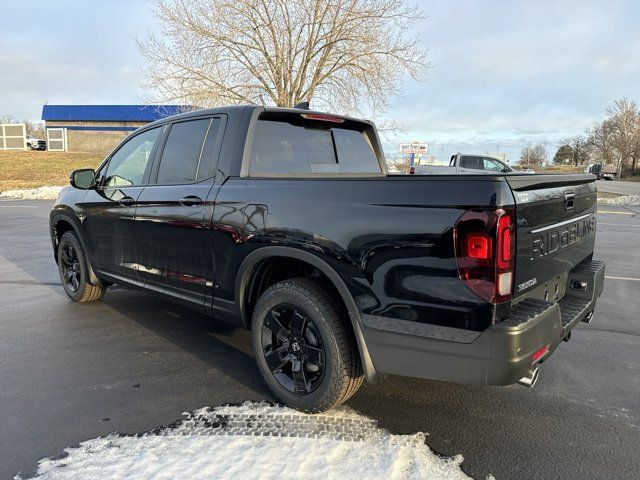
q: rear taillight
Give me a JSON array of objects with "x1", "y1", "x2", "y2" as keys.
[{"x1": 454, "y1": 208, "x2": 515, "y2": 303}]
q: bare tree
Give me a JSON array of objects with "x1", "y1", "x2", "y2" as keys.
[
  {"x1": 605, "y1": 98, "x2": 639, "y2": 176},
  {"x1": 0, "y1": 115, "x2": 45, "y2": 137},
  {"x1": 520, "y1": 143, "x2": 547, "y2": 166},
  {"x1": 587, "y1": 120, "x2": 617, "y2": 165},
  {"x1": 561, "y1": 134, "x2": 591, "y2": 166},
  {"x1": 137, "y1": 0, "x2": 427, "y2": 116}
]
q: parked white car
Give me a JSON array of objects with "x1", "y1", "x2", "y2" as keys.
[
  {"x1": 26, "y1": 135, "x2": 47, "y2": 150},
  {"x1": 412, "y1": 153, "x2": 535, "y2": 175}
]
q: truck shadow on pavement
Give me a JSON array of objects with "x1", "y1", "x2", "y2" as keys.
[{"x1": 97, "y1": 287, "x2": 273, "y2": 400}]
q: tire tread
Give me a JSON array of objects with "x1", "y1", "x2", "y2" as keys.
[{"x1": 58, "y1": 231, "x2": 106, "y2": 302}]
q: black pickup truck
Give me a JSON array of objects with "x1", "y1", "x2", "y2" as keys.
[{"x1": 50, "y1": 106, "x2": 604, "y2": 412}]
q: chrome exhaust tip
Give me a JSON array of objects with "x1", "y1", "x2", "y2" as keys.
[{"x1": 517, "y1": 367, "x2": 539, "y2": 388}]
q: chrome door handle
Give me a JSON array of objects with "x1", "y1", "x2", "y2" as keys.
[
  {"x1": 180, "y1": 195, "x2": 203, "y2": 206},
  {"x1": 119, "y1": 196, "x2": 135, "y2": 206}
]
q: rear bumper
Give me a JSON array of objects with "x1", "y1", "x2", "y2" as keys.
[{"x1": 362, "y1": 259, "x2": 605, "y2": 385}]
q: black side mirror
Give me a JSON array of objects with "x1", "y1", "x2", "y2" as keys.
[{"x1": 70, "y1": 169, "x2": 96, "y2": 189}]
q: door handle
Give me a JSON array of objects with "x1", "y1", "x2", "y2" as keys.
[
  {"x1": 180, "y1": 195, "x2": 203, "y2": 206},
  {"x1": 119, "y1": 196, "x2": 135, "y2": 206}
]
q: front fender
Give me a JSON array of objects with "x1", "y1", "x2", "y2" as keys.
[{"x1": 49, "y1": 208, "x2": 101, "y2": 286}]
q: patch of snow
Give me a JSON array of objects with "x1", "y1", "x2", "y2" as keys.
[
  {"x1": 0, "y1": 186, "x2": 63, "y2": 200},
  {"x1": 20, "y1": 402, "x2": 474, "y2": 480},
  {"x1": 598, "y1": 195, "x2": 640, "y2": 206}
]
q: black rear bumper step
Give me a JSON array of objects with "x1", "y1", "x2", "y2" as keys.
[{"x1": 560, "y1": 259, "x2": 605, "y2": 331}]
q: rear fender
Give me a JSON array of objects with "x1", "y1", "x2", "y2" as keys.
[{"x1": 236, "y1": 246, "x2": 377, "y2": 381}]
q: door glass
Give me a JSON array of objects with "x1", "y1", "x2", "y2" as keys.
[
  {"x1": 196, "y1": 118, "x2": 222, "y2": 180},
  {"x1": 482, "y1": 158, "x2": 505, "y2": 171},
  {"x1": 103, "y1": 127, "x2": 160, "y2": 187},
  {"x1": 460, "y1": 156, "x2": 482, "y2": 170},
  {"x1": 156, "y1": 119, "x2": 211, "y2": 184}
]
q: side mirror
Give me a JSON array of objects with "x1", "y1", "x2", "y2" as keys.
[{"x1": 70, "y1": 169, "x2": 96, "y2": 190}]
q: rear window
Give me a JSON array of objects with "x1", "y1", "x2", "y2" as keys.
[
  {"x1": 249, "y1": 118, "x2": 381, "y2": 175},
  {"x1": 460, "y1": 156, "x2": 482, "y2": 170}
]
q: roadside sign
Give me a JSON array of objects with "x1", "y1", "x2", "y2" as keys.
[{"x1": 399, "y1": 142, "x2": 428, "y2": 155}]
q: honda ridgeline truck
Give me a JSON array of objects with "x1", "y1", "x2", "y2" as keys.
[{"x1": 50, "y1": 106, "x2": 605, "y2": 412}]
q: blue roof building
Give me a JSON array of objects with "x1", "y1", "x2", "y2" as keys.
[
  {"x1": 42, "y1": 105, "x2": 185, "y2": 123},
  {"x1": 41, "y1": 104, "x2": 187, "y2": 153}
]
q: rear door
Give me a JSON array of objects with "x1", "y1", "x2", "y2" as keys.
[
  {"x1": 134, "y1": 116, "x2": 225, "y2": 308},
  {"x1": 507, "y1": 174, "x2": 597, "y2": 300}
]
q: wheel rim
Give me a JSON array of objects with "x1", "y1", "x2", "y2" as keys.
[
  {"x1": 261, "y1": 304, "x2": 325, "y2": 395},
  {"x1": 60, "y1": 243, "x2": 81, "y2": 292}
]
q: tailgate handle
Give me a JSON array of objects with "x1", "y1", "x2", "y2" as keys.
[{"x1": 564, "y1": 192, "x2": 575, "y2": 210}]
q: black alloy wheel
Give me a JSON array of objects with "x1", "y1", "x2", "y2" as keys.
[
  {"x1": 60, "y1": 242, "x2": 81, "y2": 292},
  {"x1": 251, "y1": 277, "x2": 364, "y2": 412},
  {"x1": 57, "y1": 231, "x2": 106, "y2": 302},
  {"x1": 261, "y1": 304, "x2": 326, "y2": 394}
]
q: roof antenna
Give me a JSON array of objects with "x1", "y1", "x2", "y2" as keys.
[{"x1": 293, "y1": 101, "x2": 310, "y2": 110}]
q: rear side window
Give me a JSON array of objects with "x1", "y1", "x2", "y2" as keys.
[
  {"x1": 249, "y1": 119, "x2": 381, "y2": 175},
  {"x1": 155, "y1": 119, "x2": 211, "y2": 184},
  {"x1": 460, "y1": 156, "x2": 482, "y2": 170}
]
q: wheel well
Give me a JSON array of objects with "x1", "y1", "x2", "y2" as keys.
[
  {"x1": 244, "y1": 256, "x2": 347, "y2": 329},
  {"x1": 53, "y1": 218, "x2": 75, "y2": 260}
]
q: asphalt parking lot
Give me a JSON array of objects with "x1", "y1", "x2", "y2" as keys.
[
  {"x1": 1, "y1": 199, "x2": 639, "y2": 479},
  {"x1": 597, "y1": 178, "x2": 640, "y2": 196}
]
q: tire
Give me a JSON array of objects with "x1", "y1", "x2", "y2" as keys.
[
  {"x1": 251, "y1": 277, "x2": 364, "y2": 413},
  {"x1": 57, "y1": 231, "x2": 106, "y2": 302}
]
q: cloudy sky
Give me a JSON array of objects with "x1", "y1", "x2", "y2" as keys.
[{"x1": 2, "y1": 0, "x2": 639, "y2": 163}]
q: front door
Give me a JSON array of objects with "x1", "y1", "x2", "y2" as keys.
[
  {"x1": 80, "y1": 126, "x2": 163, "y2": 283},
  {"x1": 134, "y1": 116, "x2": 225, "y2": 308}
]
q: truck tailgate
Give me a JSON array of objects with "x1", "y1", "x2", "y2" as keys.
[{"x1": 506, "y1": 174, "x2": 598, "y2": 299}]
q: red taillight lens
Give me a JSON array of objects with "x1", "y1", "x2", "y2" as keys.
[
  {"x1": 454, "y1": 208, "x2": 515, "y2": 303},
  {"x1": 497, "y1": 214, "x2": 512, "y2": 269},
  {"x1": 300, "y1": 113, "x2": 345, "y2": 123},
  {"x1": 466, "y1": 234, "x2": 491, "y2": 259}
]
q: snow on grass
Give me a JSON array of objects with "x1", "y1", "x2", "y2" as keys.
[
  {"x1": 598, "y1": 195, "x2": 640, "y2": 206},
  {"x1": 20, "y1": 402, "x2": 474, "y2": 480},
  {"x1": 0, "y1": 185, "x2": 63, "y2": 200}
]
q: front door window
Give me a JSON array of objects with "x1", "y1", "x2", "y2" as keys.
[{"x1": 103, "y1": 127, "x2": 161, "y2": 187}]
